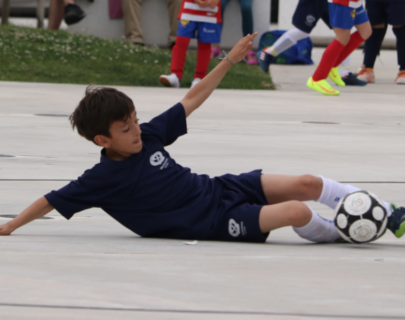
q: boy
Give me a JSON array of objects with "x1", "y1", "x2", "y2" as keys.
[
  {"x1": 356, "y1": 0, "x2": 405, "y2": 84},
  {"x1": 0, "y1": 34, "x2": 404, "y2": 243},
  {"x1": 258, "y1": 0, "x2": 366, "y2": 86},
  {"x1": 307, "y1": 0, "x2": 372, "y2": 95},
  {"x1": 159, "y1": 0, "x2": 221, "y2": 89}
]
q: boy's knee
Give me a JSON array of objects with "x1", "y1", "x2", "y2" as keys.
[
  {"x1": 362, "y1": 28, "x2": 372, "y2": 41},
  {"x1": 336, "y1": 35, "x2": 350, "y2": 46},
  {"x1": 360, "y1": 25, "x2": 373, "y2": 41},
  {"x1": 286, "y1": 201, "x2": 312, "y2": 227}
]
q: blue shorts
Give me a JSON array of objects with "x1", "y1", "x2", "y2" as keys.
[
  {"x1": 293, "y1": 0, "x2": 331, "y2": 33},
  {"x1": 177, "y1": 20, "x2": 222, "y2": 43},
  {"x1": 208, "y1": 170, "x2": 270, "y2": 243},
  {"x1": 329, "y1": 3, "x2": 369, "y2": 30},
  {"x1": 366, "y1": 0, "x2": 405, "y2": 26}
]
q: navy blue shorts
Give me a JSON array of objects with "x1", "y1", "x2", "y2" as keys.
[
  {"x1": 366, "y1": 0, "x2": 405, "y2": 26},
  {"x1": 329, "y1": 4, "x2": 369, "y2": 29},
  {"x1": 292, "y1": 0, "x2": 331, "y2": 33},
  {"x1": 177, "y1": 20, "x2": 222, "y2": 43},
  {"x1": 208, "y1": 170, "x2": 269, "y2": 243}
]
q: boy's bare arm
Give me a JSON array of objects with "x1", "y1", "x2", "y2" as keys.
[
  {"x1": 0, "y1": 197, "x2": 54, "y2": 236},
  {"x1": 181, "y1": 33, "x2": 258, "y2": 118}
]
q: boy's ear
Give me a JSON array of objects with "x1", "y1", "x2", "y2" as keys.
[{"x1": 94, "y1": 135, "x2": 111, "y2": 148}]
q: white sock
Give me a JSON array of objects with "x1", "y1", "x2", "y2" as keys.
[
  {"x1": 338, "y1": 56, "x2": 351, "y2": 77},
  {"x1": 293, "y1": 207, "x2": 340, "y2": 243},
  {"x1": 317, "y1": 176, "x2": 392, "y2": 217},
  {"x1": 264, "y1": 28, "x2": 309, "y2": 57}
]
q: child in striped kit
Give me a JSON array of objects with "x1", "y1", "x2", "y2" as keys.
[
  {"x1": 159, "y1": 0, "x2": 221, "y2": 88},
  {"x1": 307, "y1": 0, "x2": 372, "y2": 95}
]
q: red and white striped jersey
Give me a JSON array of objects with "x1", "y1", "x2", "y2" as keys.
[
  {"x1": 178, "y1": 0, "x2": 222, "y2": 24},
  {"x1": 328, "y1": 0, "x2": 362, "y2": 8}
]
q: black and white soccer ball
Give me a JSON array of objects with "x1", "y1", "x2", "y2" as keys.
[{"x1": 334, "y1": 191, "x2": 388, "y2": 244}]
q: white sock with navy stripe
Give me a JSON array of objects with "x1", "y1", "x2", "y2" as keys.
[
  {"x1": 293, "y1": 207, "x2": 340, "y2": 243},
  {"x1": 264, "y1": 28, "x2": 309, "y2": 57},
  {"x1": 316, "y1": 176, "x2": 392, "y2": 217}
]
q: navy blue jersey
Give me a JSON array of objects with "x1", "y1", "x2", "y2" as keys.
[{"x1": 45, "y1": 103, "x2": 224, "y2": 239}]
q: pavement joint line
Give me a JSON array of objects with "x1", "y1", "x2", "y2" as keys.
[
  {"x1": 1, "y1": 179, "x2": 405, "y2": 184},
  {"x1": 0, "y1": 303, "x2": 403, "y2": 319}
]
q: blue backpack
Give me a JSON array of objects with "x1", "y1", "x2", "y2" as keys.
[{"x1": 258, "y1": 30, "x2": 314, "y2": 65}]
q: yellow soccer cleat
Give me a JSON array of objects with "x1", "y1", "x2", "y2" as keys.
[
  {"x1": 328, "y1": 67, "x2": 346, "y2": 87},
  {"x1": 307, "y1": 77, "x2": 340, "y2": 96}
]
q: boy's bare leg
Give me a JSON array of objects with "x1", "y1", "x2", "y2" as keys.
[
  {"x1": 259, "y1": 174, "x2": 353, "y2": 243},
  {"x1": 260, "y1": 174, "x2": 322, "y2": 205},
  {"x1": 259, "y1": 200, "x2": 340, "y2": 243},
  {"x1": 259, "y1": 201, "x2": 312, "y2": 232},
  {"x1": 259, "y1": 175, "x2": 341, "y2": 242}
]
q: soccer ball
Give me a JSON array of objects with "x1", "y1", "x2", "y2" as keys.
[{"x1": 334, "y1": 191, "x2": 388, "y2": 244}]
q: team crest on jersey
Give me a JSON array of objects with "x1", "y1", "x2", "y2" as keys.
[
  {"x1": 306, "y1": 15, "x2": 316, "y2": 25},
  {"x1": 150, "y1": 151, "x2": 165, "y2": 166},
  {"x1": 228, "y1": 219, "x2": 241, "y2": 237}
]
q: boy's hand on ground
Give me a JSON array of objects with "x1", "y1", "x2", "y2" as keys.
[
  {"x1": 227, "y1": 32, "x2": 258, "y2": 64},
  {"x1": 0, "y1": 223, "x2": 13, "y2": 236}
]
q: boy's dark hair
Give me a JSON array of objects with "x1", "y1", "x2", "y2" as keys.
[{"x1": 70, "y1": 86, "x2": 135, "y2": 145}]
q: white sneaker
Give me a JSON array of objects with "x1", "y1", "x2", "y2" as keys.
[
  {"x1": 159, "y1": 73, "x2": 180, "y2": 88},
  {"x1": 190, "y1": 78, "x2": 201, "y2": 88}
]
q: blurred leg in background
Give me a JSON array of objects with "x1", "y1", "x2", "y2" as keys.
[{"x1": 48, "y1": 0, "x2": 86, "y2": 30}]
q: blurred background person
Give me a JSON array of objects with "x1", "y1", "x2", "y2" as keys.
[
  {"x1": 121, "y1": 0, "x2": 182, "y2": 48},
  {"x1": 159, "y1": 0, "x2": 222, "y2": 88},
  {"x1": 48, "y1": 0, "x2": 86, "y2": 29},
  {"x1": 357, "y1": 0, "x2": 405, "y2": 84},
  {"x1": 211, "y1": 0, "x2": 257, "y2": 65}
]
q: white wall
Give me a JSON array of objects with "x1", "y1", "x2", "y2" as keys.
[
  {"x1": 277, "y1": 0, "x2": 396, "y2": 48},
  {"x1": 68, "y1": 0, "x2": 271, "y2": 49}
]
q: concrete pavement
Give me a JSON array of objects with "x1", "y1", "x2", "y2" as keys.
[{"x1": 0, "y1": 49, "x2": 404, "y2": 320}]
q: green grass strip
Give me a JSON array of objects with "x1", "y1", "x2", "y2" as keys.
[{"x1": 0, "y1": 25, "x2": 273, "y2": 89}]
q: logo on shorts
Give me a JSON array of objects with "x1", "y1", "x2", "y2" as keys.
[
  {"x1": 150, "y1": 151, "x2": 165, "y2": 166},
  {"x1": 306, "y1": 15, "x2": 316, "y2": 25},
  {"x1": 351, "y1": 9, "x2": 356, "y2": 20},
  {"x1": 203, "y1": 27, "x2": 216, "y2": 34},
  {"x1": 228, "y1": 219, "x2": 241, "y2": 237},
  {"x1": 181, "y1": 20, "x2": 190, "y2": 27}
]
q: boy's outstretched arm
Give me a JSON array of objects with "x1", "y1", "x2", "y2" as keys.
[
  {"x1": 181, "y1": 33, "x2": 258, "y2": 118},
  {"x1": 0, "y1": 197, "x2": 54, "y2": 235}
]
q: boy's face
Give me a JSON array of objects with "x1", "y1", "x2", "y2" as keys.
[{"x1": 97, "y1": 111, "x2": 142, "y2": 160}]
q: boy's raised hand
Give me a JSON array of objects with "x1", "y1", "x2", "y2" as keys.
[
  {"x1": 180, "y1": 32, "x2": 258, "y2": 118},
  {"x1": 227, "y1": 32, "x2": 258, "y2": 64}
]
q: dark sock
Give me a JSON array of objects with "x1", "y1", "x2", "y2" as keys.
[
  {"x1": 363, "y1": 27, "x2": 387, "y2": 69},
  {"x1": 393, "y1": 26, "x2": 405, "y2": 71}
]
